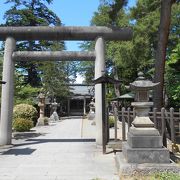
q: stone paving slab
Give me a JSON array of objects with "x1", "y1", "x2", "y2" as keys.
[
  {"x1": 0, "y1": 118, "x2": 119, "y2": 180},
  {"x1": 81, "y1": 118, "x2": 127, "y2": 140}
]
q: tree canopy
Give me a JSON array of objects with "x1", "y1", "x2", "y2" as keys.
[
  {"x1": 1, "y1": 0, "x2": 75, "y2": 104},
  {"x1": 0, "y1": 0, "x2": 179, "y2": 108},
  {"x1": 79, "y1": 0, "x2": 179, "y2": 108}
]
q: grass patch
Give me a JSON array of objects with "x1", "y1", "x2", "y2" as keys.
[
  {"x1": 121, "y1": 172, "x2": 180, "y2": 180},
  {"x1": 152, "y1": 172, "x2": 180, "y2": 180}
]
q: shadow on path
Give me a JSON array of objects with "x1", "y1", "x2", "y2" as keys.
[
  {"x1": 1, "y1": 139, "x2": 96, "y2": 156},
  {"x1": 1, "y1": 147, "x2": 36, "y2": 155},
  {"x1": 14, "y1": 138, "x2": 96, "y2": 147},
  {"x1": 13, "y1": 132, "x2": 44, "y2": 140}
]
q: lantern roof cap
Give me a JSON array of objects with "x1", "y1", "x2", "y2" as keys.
[
  {"x1": 130, "y1": 72, "x2": 159, "y2": 90},
  {"x1": 93, "y1": 73, "x2": 121, "y2": 84},
  {"x1": 0, "y1": 80, "x2": 6, "y2": 84}
]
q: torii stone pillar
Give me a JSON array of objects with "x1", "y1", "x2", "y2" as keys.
[
  {"x1": 0, "y1": 37, "x2": 16, "y2": 145},
  {"x1": 95, "y1": 37, "x2": 105, "y2": 145}
]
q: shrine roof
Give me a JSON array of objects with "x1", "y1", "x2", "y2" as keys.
[{"x1": 69, "y1": 84, "x2": 94, "y2": 96}]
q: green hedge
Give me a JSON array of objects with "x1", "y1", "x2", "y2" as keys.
[
  {"x1": 13, "y1": 104, "x2": 38, "y2": 125},
  {"x1": 13, "y1": 118, "x2": 33, "y2": 132}
]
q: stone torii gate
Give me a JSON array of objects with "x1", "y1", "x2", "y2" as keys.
[{"x1": 0, "y1": 26, "x2": 132, "y2": 146}]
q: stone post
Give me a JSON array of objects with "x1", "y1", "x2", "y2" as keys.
[
  {"x1": 37, "y1": 93, "x2": 45, "y2": 126},
  {"x1": 0, "y1": 37, "x2": 16, "y2": 145},
  {"x1": 83, "y1": 96, "x2": 86, "y2": 115},
  {"x1": 67, "y1": 99, "x2": 70, "y2": 116},
  {"x1": 95, "y1": 37, "x2": 105, "y2": 145}
]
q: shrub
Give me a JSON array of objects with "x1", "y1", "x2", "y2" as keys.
[
  {"x1": 44, "y1": 117, "x2": 49, "y2": 125},
  {"x1": 13, "y1": 118, "x2": 33, "y2": 132},
  {"x1": 109, "y1": 116, "x2": 115, "y2": 128},
  {"x1": 13, "y1": 104, "x2": 38, "y2": 125}
]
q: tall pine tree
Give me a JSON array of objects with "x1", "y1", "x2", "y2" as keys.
[
  {"x1": 2, "y1": 0, "x2": 72, "y2": 101},
  {"x1": 3, "y1": 0, "x2": 63, "y2": 86},
  {"x1": 154, "y1": 0, "x2": 177, "y2": 109}
]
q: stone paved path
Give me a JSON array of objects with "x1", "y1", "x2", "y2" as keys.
[{"x1": 0, "y1": 118, "x2": 119, "y2": 180}]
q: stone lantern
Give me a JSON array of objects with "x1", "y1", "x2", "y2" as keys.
[
  {"x1": 88, "y1": 98, "x2": 95, "y2": 120},
  {"x1": 122, "y1": 72, "x2": 170, "y2": 163},
  {"x1": 37, "y1": 92, "x2": 45, "y2": 126},
  {"x1": 130, "y1": 72, "x2": 158, "y2": 126},
  {"x1": 50, "y1": 98, "x2": 59, "y2": 122}
]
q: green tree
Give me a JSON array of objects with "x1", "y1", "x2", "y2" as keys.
[
  {"x1": 40, "y1": 61, "x2": 70, "y2": 99},
  {"x1": 99, "y1": 0, "x2": 128, "y2": 25},
  {"x1": 77, "y1": 41, "x2": 95, "y2": 83},
  {"x1": 165, "y1": 43, "x2": 180, "y2": 108},
  {"x1": 79, "y1": 1, "x2": 134, "y2": 98},
  {"x1": 130, "y1": 0, "x2": 161, "y2": 76},
  {"x1": 3, "y1": 0, "x2": 63, "y2": 87},
  {"x1": 2, "y1": 0, "x2": 73, "y2": 103},
  {"x1": 130, "y1": 0, "x2": 179, "y2": 108},
  {"x1": 80, "y1": 0, "x2": 179, "y2": 104},
  {"x1": 154, "y1": 0, "x2": 177, "y2": 109},
  {"x1": 14, "y1": 70, "x2": 40, "y2": 105}
]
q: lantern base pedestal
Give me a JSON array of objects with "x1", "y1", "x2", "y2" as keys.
[
  {"x1": 127, "y1": 132, "x2": 162, "y2": 148},
  {"x1": 36, "y1": 117, "x2": 45, "y2": 126},
  {"x1": 122, "y1": 142, "x2": 170, "y2": 163},
  {"x1": 87, "y1": 111, "x2": 95, "y2": 120},
  {"x1": 122, "y1": 119, "x2": 170, "y2": 164}
]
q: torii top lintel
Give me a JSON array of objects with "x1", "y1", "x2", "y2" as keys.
[{"x1": 0, "y1": 26, "x2": 132, "y2": 41}]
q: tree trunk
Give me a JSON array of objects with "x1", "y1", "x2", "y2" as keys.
[
  {"x1": 113, "y1": 66, "x2": 120, "y2": 97},
  {"x1": 153, "y1": 0, "x2": 174, "y2": 110}
]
